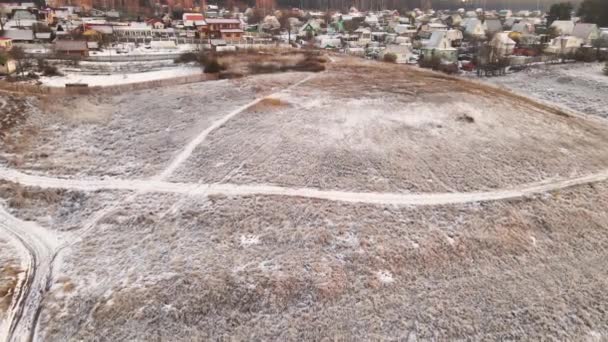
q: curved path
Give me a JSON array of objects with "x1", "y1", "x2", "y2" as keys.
[{"x1": 1, "y1": 168, "x2": 607, "y2": 206}]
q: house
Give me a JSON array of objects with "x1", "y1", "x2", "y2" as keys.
[
  {"x1": 511, "y1": 21, "x2": 535, "y2": 34},
  {"x1": 446, "y1": 29, "x2": 463, "y2": 47},
  {"x1": 220, "y1": 29, "x2": 244, "y2": 42},
  {"x1": 545, "y1": 36, "x2": 584, "y2": 54},
  {"x1": 550, "y1": 20, "x2": 574, "y2": 35},
  {"x1": 421, "y1": 30, "x2": 457, "y2": 63},
  {"x1": 35, "y1": 32, "x2": 52, "y2": 41},
  {"x1": 464, "y1": 18, "x2": 485, "y2": 38},
  {"x1": 489, "y1": 32, "x2": 516, "y2": 57},
  {"x1": 445, "y1": 13, "x2": 462, "y2": 27},
  {"x1": 353, "y1": 27, "x2": 371, "y2": 45},
  {"x1": 298, "y1": 19, "x2": 322, "y2": 38},
  {"x1": 572, "y1": 23, "x2": 600, "y2": 45},
  {"x1": 0, "y1": 37, "x2": 13, "y2": 50},
  {"x1": 380, "y1": 44, "x2": 414, "y2": 64},
  {"x1": 485, "y1": 19, "x2": 503, "y2": 35},
  {"x1": 55, "y1": 40, "x2": 89, "y2": 56},
  {"x1": 0, "y1": 56, "x2": 16, "y2": 75},
  {"x1": 1, "y1": 29, "x2": 34, "y2": 42},
  {"x1": 183, "y1": 13, "x2": 206, "y2": 27},
  {"x1": 503, "y1": 17, "x2": 519, "y2": 29},
  {"x1": 204, "y1": 18, "x2": 242, "y2": 39},
  {"x1": 499, "y1": 9, "x2": 512, "y2": 19},
  {"x1": 420, "y1": 22, "x2": 448, "y2": 33},
  {"x1": 146, "y1": 18, "x2": 165, "y2": 29}
]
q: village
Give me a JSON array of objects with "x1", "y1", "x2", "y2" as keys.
[
  {"x1": 2, "y1": 1, "x2": 608, "y2": 341},
  {"x1": 0, "y1": 0, "x2": 606, "y2": 82}
]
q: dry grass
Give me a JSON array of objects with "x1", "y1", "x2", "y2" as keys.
[
  {"x1": 0, "y1": 259, "x2": 22, "y2": 316},
  {"x1": 38, "y1": 183, "x2": 608, "y2": 340},
  {"x1": 218, "y1": 50, "x2": 326, "y2": 76},
  {"x1": 0, "y1": 180, "x2": 65, "y2": 208},
  {"x1": 248, "y1": 97, "x2": 290, "y2": 112}
]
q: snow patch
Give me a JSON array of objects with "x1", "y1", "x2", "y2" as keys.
[
  {"x1": 240, "y1": 234, "x2": 260, "y2": 247},
  {"x1": 377, "y1": 270, "x2": 395, "y2": 284}
]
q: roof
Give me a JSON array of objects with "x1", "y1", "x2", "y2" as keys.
[
  {"x1": 550, "y1": 20, "x2": 574, "y2": 35},
  {"x1": 205, "y1": 18, "x2": 240, "y2": 24},
  {"x1": 427, "y1": 30, "x2": 449, "y2": 49},
  {"x1": 2, "y1": 29, "x2": 34, "y2": 41},
  {"x1": 183, "y1": 13, "x2": 204, "y2": 21},
  {"x1": 485, "y1": 19, "x2": 502, "y2": 33},
  {"x1": 572, "y1": 23, "x2": 598, "y2": 39},
  {"x1": 464, "y1": 18, "x2": 481, "y2": 34},
  {"x1": 55, "y1": 40, "x2": 88, "y2": 51},
  {"x1": 511, "y1": 22, "x2": 533, "y2": 34},
  {"x1": 490, "y1": 32, "x2": 516, "y2": 47}
]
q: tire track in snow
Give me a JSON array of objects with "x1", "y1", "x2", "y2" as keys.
[
  {"x1": 1, "y1": 168, "x2": 608, "y2": 206},
  {"x1": 0, "y1": 206, "x2": 60, "y2": 342}
]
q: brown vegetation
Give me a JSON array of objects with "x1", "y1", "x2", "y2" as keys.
[{"x1": 0, "y1": 181, "x2": 65, "y2": 208}]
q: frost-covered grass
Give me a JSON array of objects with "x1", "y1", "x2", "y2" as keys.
[
  {"x1": 170, "y1": 61, "x2": 608, "y2": 192},
  {"x1": 0, "y1": 181, "x2": 123, "y2": 232},
  {"x1": 38, "y1": 182, "x2": 608, "y2": 341},
  {"x1": 0, "y1": 239, "x2": 20, "y2": 321},
  {"x1": 487, "y1": 62, "x2": 608, "y2": 118},
  {"x1": 4, "y1": 58, "x2": 608, "y2": 340},
  {"x1": 1, "y1": 72, "x2": 304, "y2": 178}
]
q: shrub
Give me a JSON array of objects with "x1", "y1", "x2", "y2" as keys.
[
  {"x1": 42, "y1": 64, "x2": 62, "y2": 76},
  {"x1": 383, "y1": 52, "x2": 397, "y2": 63},
  {"x1": 203, "y1": 59, "x2": 226, "y2": 73},
  {"x1": 574, "y1": 47, "x2": 597, "y2": 62},
  {"x1": 174, "y1": 52, "x2": 199, "y2": 64},
  {"x1": 419, "y1": 55, "x2": 442, "y2": 69}
]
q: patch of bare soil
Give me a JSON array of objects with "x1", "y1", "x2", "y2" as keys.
[{"x1": 0, "y1": 240, "x2": 21, "y2": 320}]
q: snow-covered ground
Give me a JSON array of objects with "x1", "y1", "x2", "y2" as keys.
[
  {"x1": 486, "y1": 62, "x2": 608, "y2": 118},
  {"x1": 39, "y1": 64, "x2": 203, "y2": 87},
  {"x1": 2, "y1": 73, "x2": 305, "y2": 178},
  {"x1": 3, "y1": 57, "x2": 608, "y2": 341},
  {"x1": 88, "y1": 43, "x2": 201, "y2": 57}
]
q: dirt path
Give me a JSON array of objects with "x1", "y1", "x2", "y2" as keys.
[
  {"x1": 1, "y1": 168, "x2": 607, "y2": 206},
  {"x1": 0, "y1": 207, "x2": 60, "y2": 342},
  {"x1": 155, "y1": 73, "x2": 316, "y2": 180}
]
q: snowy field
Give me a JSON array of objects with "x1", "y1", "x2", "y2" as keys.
[
  {"x1": 170, "y1": 61, "x2": 608, "y2": 192},
  {"x1": 2, "y1": 73, "x2": 303, "y2": 178},
  {"x1": 25, "y1": 183, "x2": 608, "y2": 341},
  {"x1": 39, "y1": 64, "x2": 203, "y2": 87},
  {"x1": 486, "y1": 62, "x2": 608, "y2": 118},
  {"x1": 2, "y1": 57, "x2": 608, "y2": 341}
]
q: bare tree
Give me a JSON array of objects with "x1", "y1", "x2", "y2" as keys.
[{"x1": 8, "y1": 46, "x2": 27, "y2": 77}]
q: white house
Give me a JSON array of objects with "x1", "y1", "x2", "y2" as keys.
[
  {"x1": 489, "y1": 32, "x2": 516, "y2": 57},
  {"x1": 572, "y1": 23, "x2": 600, "y2": 45},
  {"x1": 545, "y1": 36, "x2": 584, "y2": 54},
  {"x1": 464, "y1": 18, "x2": 485, "y2": 37},
  {"x1": 550, "y1": 20, "x2": 575, "y2": 35}
]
